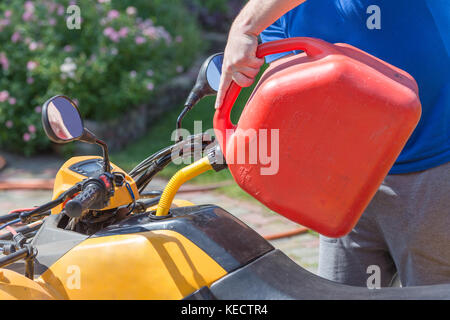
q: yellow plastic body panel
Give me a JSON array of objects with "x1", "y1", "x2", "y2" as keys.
[
  {"x1": 0, "y1": 269, "x2": 54, "y2": 300},
  {"x1": 51, "y1": 156, "x2": 139, "y2": 214},
  {"x1": 37, "y1": 230, "x2": 227, "y2": 299}
]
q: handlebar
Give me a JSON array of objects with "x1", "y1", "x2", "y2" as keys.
[{"x1": 65, "y1": 179, "x2": 107, "y2": 218}]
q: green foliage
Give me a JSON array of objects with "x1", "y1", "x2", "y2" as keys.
[
  {"x1": 0, "y1": 0, "x2": 204, "y2": 155},
  {"x1": 111, "y1": 64, "x2": 269, "y2": 191},
  {"x1": 190, "y1": 0, "x2": 228, "y2": 12}
]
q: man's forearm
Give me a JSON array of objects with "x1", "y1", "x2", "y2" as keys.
[{"x1": 232, "y1": 0, "x2": 307, "y2": 36}]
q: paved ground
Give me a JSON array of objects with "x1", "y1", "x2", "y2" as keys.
[{"x1": 0, "y1": 152, "x2": 319, "y2": 273}]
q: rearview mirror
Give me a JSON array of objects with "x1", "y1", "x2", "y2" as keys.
[
  {"x1": 184, "y1": 53, "x2": 224, "y2": 110},
  {"x1": 41, "y1": 95, "x2": 112, "y2": 173},
  {"x1": 176, "y1": 53, "x2": 223, "y2": 141},
  {"x1": 42, "y1": 95, "x2": 84, "y2": 144},
  {"x1": 205, "y1": 53, "x2": 223, "y2": 92}
]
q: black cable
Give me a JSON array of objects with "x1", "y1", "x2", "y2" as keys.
[
  {"x1": 0, "y1": 213, "x2": 20, "y2": 224},
  {"x1": 137, "y1": 153, "x2": 173, "y2": 192},
  {"x1": 139, "y1": 190, "x2": 163, "y2": 198},
  {"x1": 129, "y1": 145, "x2": 173, "y2": 177},
  {"x1": 129, "y1": 133, "x2": 211, "y2": 178},
  {"x1": 0, "y1": 221, "x2": 43, "y2": 240},
  {"x1": 134, "y1": 196, "x2": 162, "y2": 213},
  {"x1": 133, "y1": 133, "x2": 215, "y2": 193}
]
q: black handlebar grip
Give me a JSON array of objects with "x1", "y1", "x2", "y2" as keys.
[{"x1": 65, "y1": 182, "x2": 104, "y2": 218}]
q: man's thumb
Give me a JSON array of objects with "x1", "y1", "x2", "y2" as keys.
[{"x1": 215, "y1": 95, "x2": 222, "y2": 109}]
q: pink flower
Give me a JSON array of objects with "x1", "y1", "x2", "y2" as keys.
[
  {"x1": 5, "y1": 120, "x2": 13, "y2": 128},
  {"x1": 0, "y1": 52, "x2": 9, "y2": 71},
  {"x1": 4, "y1": 10, "x2": 12, "y2": 18},
  {"x1": 109, "y1": 32, "x2": 120, "y2": 43},
  {"x1": 0, "y1": 90, "x2": 9, "y2": 102},
  {"x1": 135, "y1": 36, "x2": 146, "y2": 45},
  {"x1": 63, "y1": 45, "x2": 73, "y2": 52},
  {"x1": 29, "y1": 42, "x2": 38, "y2": 51},
  {"x1": 28, "y1": 125, "x2": 36, "y2": 133},
  {"x1": 11, "y1": 31, "x2": 21, "y2": 43},
  {"x1": 103, "y1": 27, "x2": 114, "y2": 37},
  {"x1": 35, "y1": 106, "x2": 42, "y2": 113},
  {"x1": 126, "y1": 6, "x2": 137, "y2": 15},
  {"x1": 46, "y1": 2, "x2": 57, "y2": 13},
  {"x1": 176, "y1": 65, "x2": 184, "y2": 73},
  {"x1": 24, "y1": 1, "x2": 34, "y2": 12},
  {"x1": 107, "y1": 10, "x2": 119, "y2": 20},
  {"x1": 27, "y1": 61, "x2": 38, "y2": 71},
  {"x1": 23, "y1": 133, "x2": 31, "y2": 142},
  {"x1": 138, "y1": 18, "x2": 154, "y2": 29},
  {"x1": 118, "y1": 27, "x2": 129, "y2": 38},
  {"x1": 104, "y1": 27, "x2": 121, "y2": 42},
  {"x1": 22, "y1": 11, "x2": 33, "y2": 22},
  {"x1": 48, "y1": 18, "x2": 56, "y2": 26},
  {"x1": 0, "y1": 18, "x2": 10, "y2": 27},
  {"x1": 8, "y1": 97, "x2": 16, "y2": 105},
  {"x1": 146, "y1": 82, "x2": 154, "y2": 91},
  {"x1": 130, "y1": 70, "x2": 137, "y2": 78},
  {"x1": 146, "y1": 69, "x2": 154, "y2": 77},
  {"x1": 57, "y1": 5, "x2": 65, "y2": 16},
  {"x1": 143, "y1": 26, "x2": 158, "y2": 39},
  {"x1": 27, "y1": 77, "x2": 34, "y2": 84},
  {"x1": 175, "y1": 35, "x2": 183, "y2": 43}
]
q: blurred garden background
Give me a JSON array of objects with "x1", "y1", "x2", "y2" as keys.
[
  {"x1": 0, "y1": 0, "x2": 319, "y2": 272},
  {"x1": 0, "y1": 0, "x2": 256, "y2": 191}
]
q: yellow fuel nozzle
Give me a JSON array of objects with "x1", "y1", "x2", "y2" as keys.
[{"x1": 155, "y1": 156, "x2": 213, "y2": 216}]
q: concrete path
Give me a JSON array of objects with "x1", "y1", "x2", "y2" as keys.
[{"x1": 0, "y1": 152, "x2": 319, "y2": 273}]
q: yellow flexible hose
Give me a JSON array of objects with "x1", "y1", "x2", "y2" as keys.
[{"x1": 156, "y1": 157, "x2": 213, "y2": 216}]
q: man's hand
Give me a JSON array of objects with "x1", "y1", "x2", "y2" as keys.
[
  {"x1": 213, "y1": 0, "x2": 307, "y2": 110},
  {"x1": 215, "y1": 31, "x2": 264, "y2": 109}
]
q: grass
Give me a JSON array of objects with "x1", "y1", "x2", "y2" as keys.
[{"x1": 111, "y1": 64, "x2": 268, "y2": 202}]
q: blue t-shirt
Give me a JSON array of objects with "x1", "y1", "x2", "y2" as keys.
[{"x1": 260, "y1": 0, "x2": 450, "y2": 174}]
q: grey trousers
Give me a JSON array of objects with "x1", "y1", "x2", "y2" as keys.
[{"x1": 318, "y1": 161, "x2": 450, "y2": 287}]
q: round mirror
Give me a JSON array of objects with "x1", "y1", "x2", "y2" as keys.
[
  {"x1": 206, "y1": 54, "x2": 223, "y2": 92},
  {"x1": 42, "y1": 95, "x2": 84, "y2": 143}
]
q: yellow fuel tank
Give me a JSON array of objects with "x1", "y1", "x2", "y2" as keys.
[
  {"x1": 0, "y1": 269, "x2": 54, "y2": 300},
  {"x1": 37, "y1": 229, "x2": 226, "y2": 299}
]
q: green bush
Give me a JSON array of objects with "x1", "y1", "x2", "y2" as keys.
[{"x1": 0, "y1": 0, "x2": 204, "y2": 155}]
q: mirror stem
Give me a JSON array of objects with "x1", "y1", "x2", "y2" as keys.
[
  {"x1": 176, "y1": 103, "x2": 194, "y2": 143},
  {"x1": 184, "y1": 90, "x2": 200, "y2": 110},
  {"x1": 80, "y1": 129, "x2": 110, "y2": 173},
  {"x1": 95, "y1": 139, "x2": 110, "y2": 173}
]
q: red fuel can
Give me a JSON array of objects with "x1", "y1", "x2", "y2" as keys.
[{"x1": 214, "y1": 38, "x2": 421, "y2": 237}]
